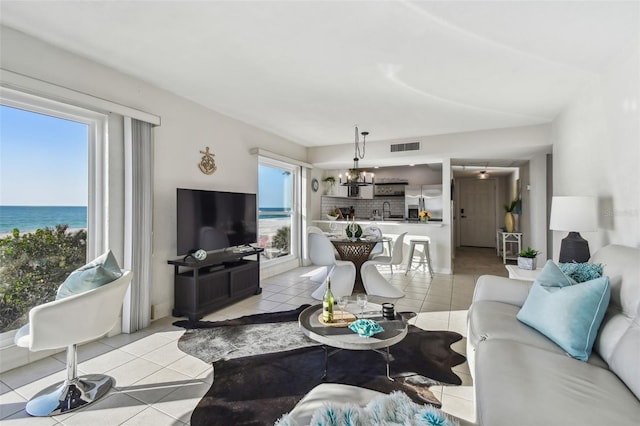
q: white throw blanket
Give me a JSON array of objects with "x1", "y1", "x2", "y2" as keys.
[{"x1": 275, "y1": 390, "x2": 459, "y2": 426}]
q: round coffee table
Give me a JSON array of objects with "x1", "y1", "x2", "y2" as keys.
[{"x1": 298, "y1": 304, "x2": 408, "y2": 380}]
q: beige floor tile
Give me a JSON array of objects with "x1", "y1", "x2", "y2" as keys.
[
  {"x1": 10, "y1": 370, "x2": 67, "y2": 401},
  {"x1": 100, "y1": 331, "x2": 152, "y2": 350},
  {"x1": 119, "y1": 334, "x2": 181, "y2": 358},
  {"x1": 123, "y1": 367, "x2": 197, "y2": 405},
  {"x1": 0, "y1": 388, "x2": 27, "y2": 420},
  {"x1": 164, "y1": 354, "x2": 211, "y2": 379},
  {"x1": 264, "y1": 292, "x2": 295, "y2": 303},
  {"x1": 141, "y1": 342, "x2": 188, "y2": 368},
  {"x1": 121, "y1": 406, "x2": 187, "y2": 426},
  {"x1": 0, "y1": 357, "x2": 65, "y2": 391},
  {"x1": 441, "y1": 393, "x2": 477, "y2": 425},
  {"x1": 1, "y1": 409, "x2": 59, "y2": 425},
  {"x1": 60, "y1": 392, "x2": 147, "y2": 426},
  {"x1": 107, "y1": 358, "x2": 164, "y2": 389},
  {"x1": 78, "y1": 348, "x2": 137, "y2": 375},
  {"x1": 151, "y1": 380, "x2": 211, "y2": 424}
]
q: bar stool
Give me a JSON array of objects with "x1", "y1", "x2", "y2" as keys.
[{"x1": 405, "y1": 238, "x2": 434, "y2": 278}]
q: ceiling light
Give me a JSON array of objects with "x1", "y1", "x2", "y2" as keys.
[
  {"x1": 479, "y1": 170, "x2": 489, "y2": 179},
  {"x1": 340, "y1": 125, "x2": 374, "y2": 187}
]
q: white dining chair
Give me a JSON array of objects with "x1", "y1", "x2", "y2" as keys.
[
  {"x1": 363, "y1": 226, "x2": 384, "y2": 258},
  {"x1": 308, "y1": 233, "x2": 355, "y2": 299},
  {"x1": 361, "y1": 260, "x2": 405, "y2": 298},
  {"x1": 369, "y1": 232, "x2": 407, "y2": 274}
]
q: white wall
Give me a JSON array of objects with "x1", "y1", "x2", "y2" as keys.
[
  {"x1": 1, "y1": 26, "x2": 308, "y2": 319},
  {"x1": 551, "y1": 46, "x2": 640, "y2": 255}
]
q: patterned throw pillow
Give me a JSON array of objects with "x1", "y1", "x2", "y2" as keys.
[{"x1": 559, "y1": 262, "x2": 604, "y2": 283}]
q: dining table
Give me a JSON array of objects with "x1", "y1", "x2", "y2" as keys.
[{"x1": 329, "y1": 237, "x2": 385, "y2": 294}]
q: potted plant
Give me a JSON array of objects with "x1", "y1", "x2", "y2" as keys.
[
  {"x1": 326, "y1": 210, "x2": 338, "y2": 221},
  {"x1": 322, "y1": 176, "x2": 336, "y2": 195},
  {"x1": 517, "y1": 247, "x2": 540, "y2": 270},
  {"x1": 503, "y1": 198, "x2": 518, "y2": 232}
]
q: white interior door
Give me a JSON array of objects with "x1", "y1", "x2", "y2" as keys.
[{"x1": 459, "y1": 179, "x2": 497, "y2": 247}]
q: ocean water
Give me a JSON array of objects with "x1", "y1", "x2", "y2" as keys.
[
  {"x1": 259, "y1": 207, "x2": 291, "y2": 219},
  {"x1": 0, "y1": 206, "x2": 87, "y2": 233}
]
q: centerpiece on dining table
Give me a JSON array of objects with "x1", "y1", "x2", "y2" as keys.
[
  {"x1": 345, "y1": 217, "x2": 363, "y2": 241},
  {"x1": 419, "y1": 210, "x2": 432, "y2": 223}
]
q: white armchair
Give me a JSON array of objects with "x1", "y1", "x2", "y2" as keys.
[
  {"x1": 308, "y1": 233, "x2": 356, "y2": 299},
  {"x1": 14, "y1": 270, "x2": 132, "y2": 416}
]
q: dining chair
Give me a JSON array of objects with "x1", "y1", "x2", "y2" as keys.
[
  {"x1": 369, "y1": 232, "x2": 407, "y2": 274},
  {"x1": 363, "y1": 226, "x2": 384, "y2": 258},
  {"x1": 308, "y1": 232, "x2": 355, "y2": 299},
  {"x1": 361, "y1": 260, "x2": 405, "y2": 298}
]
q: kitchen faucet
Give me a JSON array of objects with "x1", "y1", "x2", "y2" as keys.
[{"x1": 382, "y1": 201, "x2": 391, "y2": 220}]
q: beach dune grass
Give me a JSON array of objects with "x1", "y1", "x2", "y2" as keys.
[{"x1": 0, "y1": 225, "x2": 87, "y2": 332}]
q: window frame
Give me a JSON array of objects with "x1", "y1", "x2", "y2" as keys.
[
  {"x1": 258, "y1": 156, "x2": 301, "y2": 264},
  {"x1": 0, "y1": 88, "x2": 108, "y2": 351}
]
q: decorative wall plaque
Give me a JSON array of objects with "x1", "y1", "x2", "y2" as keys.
[{"x1": 198, "y1": 147, "x2": 217, "y2": 175}]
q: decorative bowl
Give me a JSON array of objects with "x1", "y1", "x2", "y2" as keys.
[{"x1": 326, "y1": 214, "x2": 338, "y2": 221}]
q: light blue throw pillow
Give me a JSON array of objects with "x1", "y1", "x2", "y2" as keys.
[
  {"x1": 517, "y1": 260, "x2": 610, "y2": 361},
  {"x1": 56, "y1": 250, "x2": 123, "y2": 299}
]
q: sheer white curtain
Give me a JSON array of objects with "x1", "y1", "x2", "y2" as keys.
[{"x1": 122, "y1": 117, "x2": 154, "y2": 333}]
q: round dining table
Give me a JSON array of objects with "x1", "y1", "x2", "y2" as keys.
[{"x1": 329, "y1": 238, "x2": 382, "y2": 293}]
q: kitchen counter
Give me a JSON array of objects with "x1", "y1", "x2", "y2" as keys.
[{"x1": 313, "y1": 219, "x2": 444, "y2": 227}]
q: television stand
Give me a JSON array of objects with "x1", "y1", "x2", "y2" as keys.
[{"x1": 168, "y1": 247, "x2": 264, "y2": 321}]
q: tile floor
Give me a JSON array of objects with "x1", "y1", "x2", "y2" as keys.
[{"x1": 0, "y1": 247, "x2": 507, "y2": 425}]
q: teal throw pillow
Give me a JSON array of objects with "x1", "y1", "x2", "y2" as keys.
[
  {"x1": 559, "y1": 262, "x2": 604, "y2": 283},
  {"x1": 56, "y1": 250, "x2": 123, "y2": 299},
  {"x1": 516, "y1": 260, "x2": 610, "y2": 361}
]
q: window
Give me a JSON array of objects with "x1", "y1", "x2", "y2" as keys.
[
  {"x1": 0, "y1": 89, "x2": 106, "y2": 339},
  {"x1": 258, "y1": 157, "x2": 300, "y2": 261}
]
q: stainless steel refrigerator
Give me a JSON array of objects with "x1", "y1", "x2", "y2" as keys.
[{"x1": 405, "y1": 184, "x2": 443, "y2": 221}]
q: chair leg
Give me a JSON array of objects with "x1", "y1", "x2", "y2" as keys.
[{"x1": 25, "y1": 344, "x2": 114, "y2": 416}]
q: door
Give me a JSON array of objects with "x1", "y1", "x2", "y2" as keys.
[{"x1": 459, "y1": 179, "x2": 497, "y2": 247}]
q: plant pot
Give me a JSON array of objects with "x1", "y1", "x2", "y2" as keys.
[
  {"x1": 504, "y1": 212, "x2": 515, "y2": 232},
  {"x1": 517, "y1": 256, "x2": 537, "y2": 270}
]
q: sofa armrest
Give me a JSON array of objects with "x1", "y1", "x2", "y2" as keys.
[{"x1": 473, "y1": 275, "x2": 532, "y2": 307}]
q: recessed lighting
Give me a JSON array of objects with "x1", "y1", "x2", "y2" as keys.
[{"x1": 409, "y1": 164, "x2": 415, "y2": 167}]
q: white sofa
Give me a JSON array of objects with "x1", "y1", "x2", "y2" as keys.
[{"x1": 467, "y1": 244, "x2": 640, "y2": 425}]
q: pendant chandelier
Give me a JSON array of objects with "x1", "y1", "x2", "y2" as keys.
[{"x1": 340, "y1": 125, "x2": 374, "y2": 186}]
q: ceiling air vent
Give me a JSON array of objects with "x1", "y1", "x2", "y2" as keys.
[{"x1": 390, "y1": 142, "x2": 420, "y2": 152}]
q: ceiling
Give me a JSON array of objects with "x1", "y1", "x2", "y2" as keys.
[{"x1": 1, "y1": 1, "x2": 638, "y2": 149}]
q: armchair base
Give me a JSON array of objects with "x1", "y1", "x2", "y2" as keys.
[{"x1": 26, "y1": 374, "x2": 114, "y2": 416}]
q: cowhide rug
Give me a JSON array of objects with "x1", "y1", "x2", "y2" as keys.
[{"x1": 174, "y1": 305, "x2": 466, "y2": 426}]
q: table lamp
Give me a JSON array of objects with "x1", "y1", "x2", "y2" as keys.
[{"x1": 549, "y1": 196, "x2": 598, "y2": 263}]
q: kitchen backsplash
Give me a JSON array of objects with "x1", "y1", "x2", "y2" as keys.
[{"x1": 321, "y1": 196, "x2": 405, "y2": 219}]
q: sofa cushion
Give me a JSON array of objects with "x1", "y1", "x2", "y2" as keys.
[
  {"x1": 56, "y1": 250, "x2": 123, "y2": 299},
  {"x1": 516, "y1": 261, "x2": 610, "y2": 361},
  {"x1": 475, "y1": 339, "x2": 640, "y2": 426}
]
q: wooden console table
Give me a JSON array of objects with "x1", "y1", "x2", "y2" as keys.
[{"x1": 168, "y1": 247, "x2": 263, "y2": 321}]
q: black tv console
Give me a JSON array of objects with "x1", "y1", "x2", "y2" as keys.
[{"x1": 168, "y1": 247, "x2": 264, "y2": 321}]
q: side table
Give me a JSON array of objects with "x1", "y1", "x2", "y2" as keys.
[
  {"x1": 505, "y1": 264, "x2": 543, "y2": 282},
  {"x1": 497, "y1": 231, "x2": 523, "y2": 264}
]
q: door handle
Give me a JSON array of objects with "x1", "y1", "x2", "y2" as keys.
[{"x1": 461, "y1": 215, "x2": 467, "y2": 218}]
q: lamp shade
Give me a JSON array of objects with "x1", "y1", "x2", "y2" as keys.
[{"x1": 549, "y1": 196, "x2": 598, "y2": 232}]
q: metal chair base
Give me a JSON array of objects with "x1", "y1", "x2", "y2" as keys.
[{"x1": 26, "y1": 374, "x2": 113, "y2": 416}]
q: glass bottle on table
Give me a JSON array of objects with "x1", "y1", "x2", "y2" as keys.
[{"x1": 322, "y1": 277, "x2": 334, "y2": 323}]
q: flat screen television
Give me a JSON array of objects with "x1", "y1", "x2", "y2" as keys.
[{"x1": 177, "y1": 188, "x2": 257, "y2": 256}]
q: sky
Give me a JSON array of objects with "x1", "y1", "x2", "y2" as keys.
[
  {"x1": 0, "y1": 105, "x2": 88, "y2": 206},
  {"x1": 258, "y1": 164, "x2": 292, "y2": 209}
]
